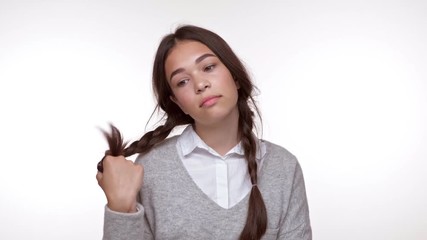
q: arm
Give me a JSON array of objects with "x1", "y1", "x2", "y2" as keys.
[
  {"x1": 97, "y1": 156, "x2": 149, "y2": 240},
  {"x1": 278, "y1": 162, "x2": 312, "y2": 240},
  {"x1": 103, "y1": 203, "x2": 147, "y2": 240}
]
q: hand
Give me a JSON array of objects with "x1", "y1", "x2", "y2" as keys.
[{"x1": 96, "y1": 155, "x2": 144, "y2": 213}]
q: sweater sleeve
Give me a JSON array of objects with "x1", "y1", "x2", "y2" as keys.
[
  {"x1": 102, "y1": 203, "x2": 147, "y2": 240},
  {"x1": 279, "y1": 162, "x2": 312, "y2": 240}
]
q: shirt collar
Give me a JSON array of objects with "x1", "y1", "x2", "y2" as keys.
[
  {"x1": 177, "y1": 125, "x2": 243, "y2": 158},
  {"x1": 177, "y1": 125, "x2": 265, "y2": 160}
]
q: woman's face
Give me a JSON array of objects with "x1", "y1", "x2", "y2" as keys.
[{"x1": 165, "y1": 40, "x2": 240, "y2": 128}]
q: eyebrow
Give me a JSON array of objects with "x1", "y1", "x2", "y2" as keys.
[{"x1": 169, "y1": 53, "x2": 216, "y2": 81}]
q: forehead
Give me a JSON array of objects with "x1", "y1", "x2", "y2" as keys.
[{"x1": 165, "y1": 41, "x2": 215, "y2": 70}]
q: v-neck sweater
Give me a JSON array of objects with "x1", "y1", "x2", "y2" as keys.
[
  {"x1": 103, "y1": 136, "x2": 312, "y2": 240},
  {"x1": 176, "y1": 125, "x2": 266, "y2": 209}
]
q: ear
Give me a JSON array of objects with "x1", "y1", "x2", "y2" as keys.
[
  {"x1": 234, "y1": 77, "x2": 240, "y2": 89},
  {"x1": 169, "y1": 95, "x2": 188, "y2": 114}
]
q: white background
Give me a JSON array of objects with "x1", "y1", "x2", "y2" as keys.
[{"x1": 0, "y1": 0, "x2": 426, "y2": 239}]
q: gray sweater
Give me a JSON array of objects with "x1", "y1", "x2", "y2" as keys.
[{"x1": 103, "y1": 137, "x2": 312, "y2": 240}]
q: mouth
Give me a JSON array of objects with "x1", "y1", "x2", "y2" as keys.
[{"x1": 200, "y1": 95, "x2": 221, "y2": 107}]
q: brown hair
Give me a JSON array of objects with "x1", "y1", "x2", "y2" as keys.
[{"x1": 102, "y1": 25, "x2": 267, "y2": 240}]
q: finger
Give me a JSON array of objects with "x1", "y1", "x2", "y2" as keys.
[
  {"x1": 97, "y1": 160, "x2": 104, "y2": 173},
  {"x1": 135, "y1": 163, "x2": 144, "y2": 174},
  {"x1": 104, "y1": 155, "x2": 126, "y2": 163},
  {"x1": 96, "y1": 171, "x2": 103, "y2": 182},
  {"x1": 126, "y1": 159, "x2": 135, "y2": 165}
]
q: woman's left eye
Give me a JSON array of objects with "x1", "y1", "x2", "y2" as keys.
[{"x1": 204, "y1": 64, "x2": 215, "y2": 72}]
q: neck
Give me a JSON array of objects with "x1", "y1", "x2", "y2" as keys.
[{"x1": 194, "y1": 110, "x2": 240, "y2": 156}]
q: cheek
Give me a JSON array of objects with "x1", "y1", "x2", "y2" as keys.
[{"x1": 173, "y1": 92, "x2": 192, "y2": 113}]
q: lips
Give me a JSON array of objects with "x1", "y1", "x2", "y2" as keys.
[{"x1": 200, "y1": 95, "x2": 221, "y2": 107}]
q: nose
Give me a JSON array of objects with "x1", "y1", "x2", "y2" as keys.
[{"x1": 195, "y1": 78, "x2": 211, "y2": 93}]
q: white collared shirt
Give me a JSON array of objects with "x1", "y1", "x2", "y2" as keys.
[{"x1": 176, "y1": 125, "x2": 266, "y2": 209}]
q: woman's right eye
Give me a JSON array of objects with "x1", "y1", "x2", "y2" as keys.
[{"x1": 177, "y1": 79, "x2": 189, "y2": 87}]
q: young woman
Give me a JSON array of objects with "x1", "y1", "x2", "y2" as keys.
[{"x1": 96, "y1": 25, "x2": 312, "y2": 240}]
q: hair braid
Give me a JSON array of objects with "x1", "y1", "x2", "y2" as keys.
[
  {"x1": 238, "y1": 100, "x2": 267, "y2": 240},
  {"x1": 99, "y1": 111, "x2": 188, "y2": 172},
  {"x1": 123, "y1": 119, "x2": 175, "y2": 157}
]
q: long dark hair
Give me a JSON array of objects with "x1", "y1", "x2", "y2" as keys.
[{"x1": 102, "y1": 25, "x2": 267, "y2": 240}]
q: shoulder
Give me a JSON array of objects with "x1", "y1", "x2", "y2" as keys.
[
  {"x1": 260, "y1": 140, "x2": 302, "y2": 182},
  {"x1": 262, "y1": 140, "x2": 298, "y2": 166},
  {"x1": 135, "y1": 135, "x2": 179, "y2": 166}
]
